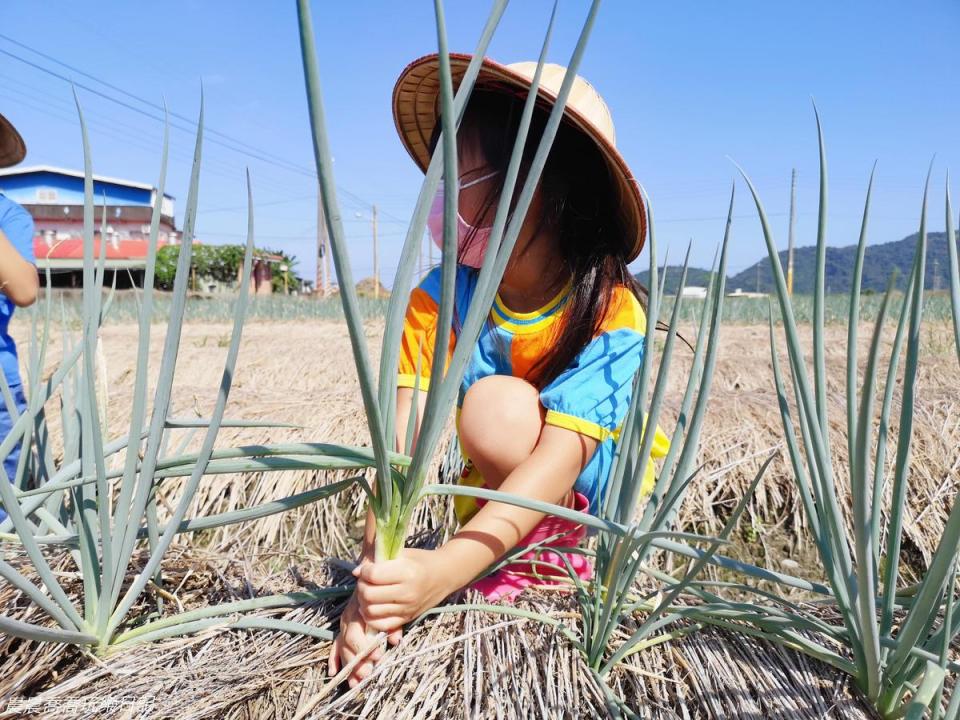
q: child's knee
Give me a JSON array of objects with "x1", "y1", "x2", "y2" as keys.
[{"x1": 460, "y1": 375, "x2": 543, "y2": 463}]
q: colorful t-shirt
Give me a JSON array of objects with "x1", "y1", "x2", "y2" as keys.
[
  {"x1": 397, "y1": 264, "x2": 669, "y2": 524},
  {"x1": 0, "y1": 193, "x2": 36, "y2": 389}
]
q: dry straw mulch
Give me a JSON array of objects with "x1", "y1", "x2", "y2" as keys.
[
  {"x1": 664, "y1": 320, "x2": 960, "y2": 592},
  {"x1": 5, "y1": 316, "x2": 957, "y2": 717},
  {"x1": 11, "y1": 320, "x2": 457, "y2": 561},
  {"x1": 11, "y1": 317, "x2": 958, "y2": 578},
  {"x1": 0, "y1": 544, "x2": 873, "y2": 719}
]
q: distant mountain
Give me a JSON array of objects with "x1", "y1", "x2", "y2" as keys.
[
  {"x1": 730, "y1": 232, "x2": 959, "y2": 294},
  {"x1": 634, "y1": 232, "x2": 959, "y2": 295}
]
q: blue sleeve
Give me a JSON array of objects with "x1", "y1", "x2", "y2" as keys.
[
  {"x1": 417, "y1": 263, "x2": 479, "y2": 336},
  {"x1": 0, "y1": 197, "x2": 35, "y2": 265},
  {"x1": 539, "y1": 327, "x2": 644, "y2": 442}
]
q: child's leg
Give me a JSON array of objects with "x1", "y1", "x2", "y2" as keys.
[
  {"x1": 459, "y1": 375, "x2": 543, "y2": 489},
  {"x1": 458, "y1": 374, "x2": 574, "y2": 505},
  {"x1": 458, "y1": 377, "x2": 591, "y2": 601}
]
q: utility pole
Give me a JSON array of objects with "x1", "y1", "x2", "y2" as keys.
[
  {"x1": 372, "y1": 204, "x2": 379, "y2": 300},
  {"x1": 933, "y1": 257, "x2": 941, "y2": 292},
  {"x1": 787, "y1": 168, "x2": 797, "y2": 296},
  {"x1": 316, "y1": 182, "x2": 330, "y2": 297},
  {"x1": 756, "y1": 263, "x2": 761, "y2": 294},
  {"x1": 418, "y1": 229, "x2": 423, "y2": 279}
]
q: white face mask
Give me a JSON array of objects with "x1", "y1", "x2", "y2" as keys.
[{"x1": 426, "y1": 170, "x2": 500, "y2": 268}]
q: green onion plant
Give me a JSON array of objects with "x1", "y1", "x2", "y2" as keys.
[
  {"x1": 682, "y1": 109, "x2": 960, "y2": 719},
  {"x1": 0, "y1": 94, "x2": 394, "y2": 654},
  {"x1": 577, "y1": 187, "x2": 748, "y2": 677},
  {"x1": 296, "y1": 0, "x2": 780, "y2": 575},
  {"x1": 295, "y1": 5, "x2": 850, "y2": 716},
  {"x1": 296, "y1": 0, "x2": 635, "y2": 563}
]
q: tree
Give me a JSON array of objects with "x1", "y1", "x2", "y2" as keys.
[{"x1": 154, "y1": 244, "x2": 301, "y2": 292}]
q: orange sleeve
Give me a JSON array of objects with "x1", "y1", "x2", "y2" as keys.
[
  {"x1": 397, "y1": 286, "x2": 456, "y2": 391},
  {"x1": 598, "y1": 285, "x2": 648, "y2": 336}
]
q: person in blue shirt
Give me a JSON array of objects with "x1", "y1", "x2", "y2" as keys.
[{"x1": 0, "y1": 112, "x2": 39, "y2": 522}]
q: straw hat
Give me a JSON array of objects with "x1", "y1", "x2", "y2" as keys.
[
  {"x1": 392, "y1": 53, "x2": 646, "y2": 263},
  {"x1": 0, "y1": 113, "x2": 26, "y2": 168}
]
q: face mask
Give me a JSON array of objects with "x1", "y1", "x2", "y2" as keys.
[{"x1": 427, "y1": 170, "x2": 500, "y2": 268}]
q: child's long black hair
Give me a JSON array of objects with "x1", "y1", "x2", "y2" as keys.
[{"x1": 428, "y1": 88, "x2": 649, "y2": 390}]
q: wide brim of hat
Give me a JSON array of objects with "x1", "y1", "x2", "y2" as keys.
[
  {"x1": 392, "y1": 53, "x2": 647, "y2": 263},
  {"x1": 0, "y1": 113, "x2": 26, "y2": 168}
]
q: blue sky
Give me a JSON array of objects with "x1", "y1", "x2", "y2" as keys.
[{"x1": 1, "y1": 1, "x2": 957, "y2": 285}]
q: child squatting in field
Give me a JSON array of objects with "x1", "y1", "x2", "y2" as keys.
[{"x1": 330, "y1": 53, "x2": 669, "y2": 686}]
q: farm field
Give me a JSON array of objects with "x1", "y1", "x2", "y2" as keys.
[
  {"x1": 32, "y1": 288, "x2": 960, "y2": 326},
  {"x1": 4, "y1": 314, "x2": 957, "y2": 717},
  {"x1": 2, "y1": 1, "x2": 957, "y2": 715}
]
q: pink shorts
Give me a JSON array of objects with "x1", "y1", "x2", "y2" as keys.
[{"x1": 468, "y1": 489, "x2": 594, "y2": 603}]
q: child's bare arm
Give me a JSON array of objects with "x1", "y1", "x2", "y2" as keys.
[
  {"x1": 0, "y1": 229, "x2": 38, "y2": 307},
  {"x1": 435, "y1": 424, "x2": 597, "y2": 588},
  {"x1": 354, "y1": 425, "x2": 597, "y2": 630}
]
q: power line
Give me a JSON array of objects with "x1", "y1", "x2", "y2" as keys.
[
  {"x1": 0, "y1": 85, "x2": 318, "y2": 200},
  {"x1": 201, "y1": 196, "x2": 408, "y2": 225},
  {"x1": 656, "y1": 210, "x2": 796, "y2": 224},
  {"x1": 0, "y1": 74, "x2": 319, "y2": 197},
  {"x1": 0, "y1": 46, "x2": 321, "y2": 176},
  {"x1": 0, "y1": 38, "x2": 409, "y2": 224},
  {"x1": 51, "y1": 4, "x2": 287, "y2": 140},
  {"x1": 1, "y1": 78, "x2": 246, "y2": 174},
  {"x1": 4, "y1": 75, "x2": 410, "y2": 234},
  {"x1": 202, "y1": 194, "x2": 318, "y2": 214},
  {"x1": 3, "y1": 73, "x2": 396, "y2": 224},
  {"x1": 0, "y1": 32, "x2": 313, "y2": 172}
]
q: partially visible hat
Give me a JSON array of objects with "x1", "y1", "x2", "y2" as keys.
[
  {"x1": 392, "y1": 53, "x2": 647, "y2": 263},
  {"x1": 0, "y1": 113, "x2": 26, "y2": 168}
]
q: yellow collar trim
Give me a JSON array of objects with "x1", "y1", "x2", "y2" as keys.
[
  {"x1": 490, "y1": 309, "x2": 563, "y2": 335},
  {"x1": 493, "y1": 276, "x2": 573, "y2": 321}
]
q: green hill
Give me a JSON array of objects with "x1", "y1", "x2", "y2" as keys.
[
  {"x1": 635, "y1": 231, "x2": 958, "y2": 295},
  {"x1": 728, "y1": 231, "x2": 958, "y2": 294}
]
